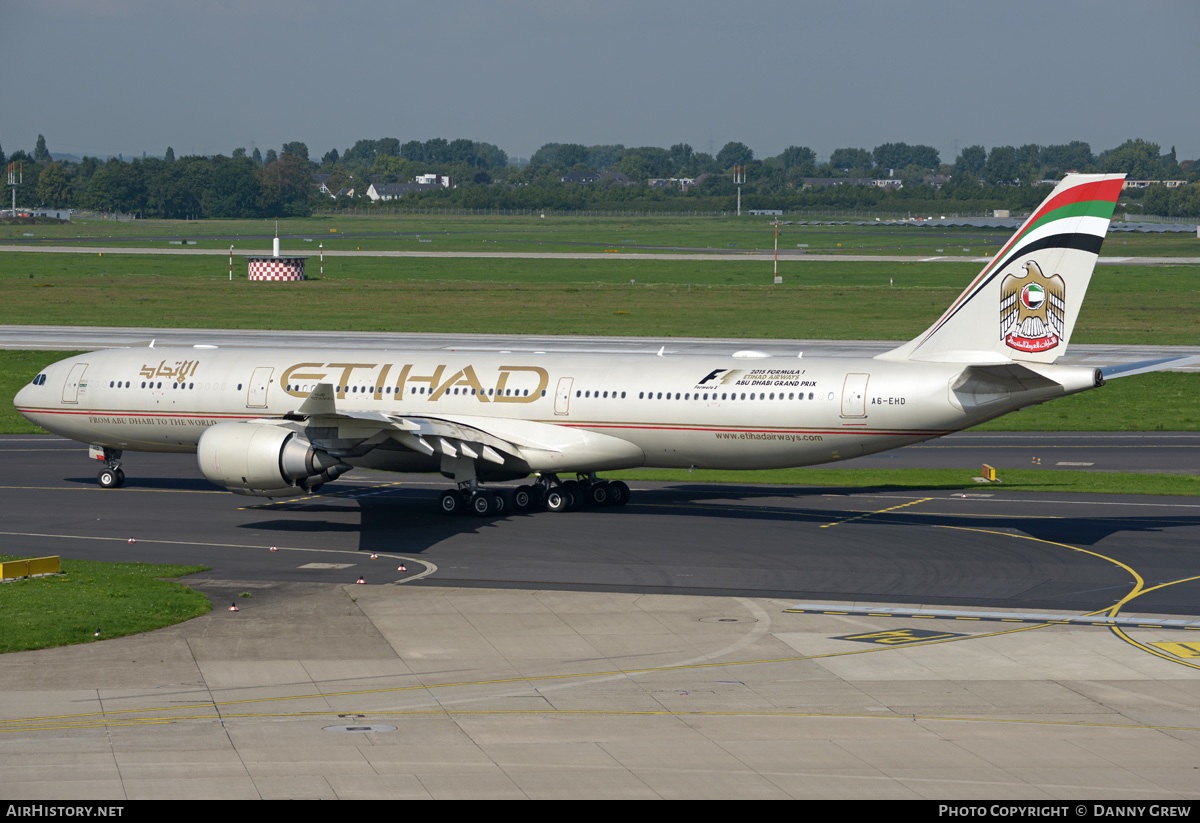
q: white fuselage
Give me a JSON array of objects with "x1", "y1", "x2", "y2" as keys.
[{"x1": 14, "y1": 344, "x2": 1050, "y2": 476}]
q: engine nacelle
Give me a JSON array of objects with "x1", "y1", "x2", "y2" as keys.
[{"x1": 197, "y1": 422, "x2": 350, "y2": 497}]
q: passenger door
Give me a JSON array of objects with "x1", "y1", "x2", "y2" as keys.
[
  {"x1": 554, "y1": 377, "x2": 574, "y2": 415},
  {"x1": 246, "y1": 367, "x2": 274, "y2": 408},
  {"x1": 61, "y1": 363, "x2": 89, "y2": 404},
  {"x1": 840, "y1": 373, "x2": 870, "y2": 419}
]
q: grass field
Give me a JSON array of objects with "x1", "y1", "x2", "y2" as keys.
[
  {"x1": 0, "y1": 555, "x2": 210, "y2": 653},
  {"x1": 1, "y1": 251, "x2": 1197, "y2": 344},
  {"x1": 4, "y1": 212, "x2": 1199, "y2": 256}
]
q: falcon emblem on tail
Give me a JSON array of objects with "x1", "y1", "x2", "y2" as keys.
[{"x1": 1000, "y1": 261, "x2": 1066, "y2": 353}]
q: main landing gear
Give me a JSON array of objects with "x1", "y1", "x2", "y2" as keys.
[
  {"x1": 91, "y1": 446, "x2": 125, "y2": 489},
  {"x1": 438, "y1": 473, "x2": 631, "y2": 517}
]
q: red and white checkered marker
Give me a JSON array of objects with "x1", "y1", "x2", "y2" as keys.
[
  {"x1": 370, "y1": 553, "x2": 378, "y2": 559},
  {"x1": 128, "y1": 537, "x2": 136, "y2": 544},
  {"x1": 397, "y1": 564, "x2": 407, "y2": 572},
  {"x1": 247, "y1": 257, "x2": 306, "y2": 281},
  {"x1": 270, "y1": 546, "x2": 278, "y2": 552},
  {"x1": 229, "y1": 603, "x2": 239, "y2": 612},
  {"x1": 356, "y1": 576, "x2": 365, "y2": 584}
]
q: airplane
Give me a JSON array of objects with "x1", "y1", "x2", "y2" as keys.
[{"x1": 12, "y1": 173, "x2": 1181, "y2": 515}]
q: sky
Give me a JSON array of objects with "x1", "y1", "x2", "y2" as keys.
[{"x1": 3, "y1": 0, "x2": 1198, "y2": 165}]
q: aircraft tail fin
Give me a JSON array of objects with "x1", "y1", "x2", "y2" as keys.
[{"x1": 879, "y1": 173, "x2": 1125, "y2": 365}]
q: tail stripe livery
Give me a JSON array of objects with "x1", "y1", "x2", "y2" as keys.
[{"x1": 882, "y1": 174, "x2": 1124, "y2": 364}]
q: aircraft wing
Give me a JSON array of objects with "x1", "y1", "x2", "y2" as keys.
[{"x1": 290, "y1": 383, "x2": 645, "y2": 473}]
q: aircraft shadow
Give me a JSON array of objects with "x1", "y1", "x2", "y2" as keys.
[
  {"x1": 226, "y1": 482, "x2": 1200, "y2": 614},
  {"x1": 235, "y1": 481, "x2": 1200, "y2": 553}
]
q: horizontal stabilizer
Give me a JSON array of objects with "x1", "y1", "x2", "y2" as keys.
[{"x1": 1100, "y1": 355, "x2": 1200, "y2": 380}]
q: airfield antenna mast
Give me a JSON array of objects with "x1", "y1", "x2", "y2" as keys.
[
  {"x1": 733, "y1": 165, "x2": 745, "y2": 216},
  {"x1": 771, "y1": 218, "x2": 782, "y2": 285},
  {"x1": 6, "y1": 162, "x2": 20, "y2": 217}
]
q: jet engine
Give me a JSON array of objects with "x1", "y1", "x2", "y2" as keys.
[{"x1": 197, "y1": 422, "x2": 350, "y2": 497}]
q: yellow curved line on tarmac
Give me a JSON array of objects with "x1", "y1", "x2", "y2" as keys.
[{"x1": 938, "y1": 524, "x2": 1200, "y2": 670}]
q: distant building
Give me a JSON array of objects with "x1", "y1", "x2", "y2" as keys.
[
  {"x1": 561, "y1": 172, "x2": 602, "y2": 184},
  {"x1": 366, "y1": 182, "x2": 438, "y2": 201},
  {"x1": 1123, "y1": 179, "x2": 1187, "y2": 189},
  {"x1": 748, "y1": 209, "x2": 783, "y2": 216},
  {"x1": 414, "y1": 173, "x2": 455, "y2": 188},
  {"x1": 314, "y1": 173, "x2": 355, "y2": 198},
  {"x1": 801, "y1": 177, "x2": 873, "y2": 189},
  {"x1": 869, "y1": 179, "x2": 902, "y2": 190},
  {"x1": 648, "y1": 177, "x2": 696, "y2": 190}
]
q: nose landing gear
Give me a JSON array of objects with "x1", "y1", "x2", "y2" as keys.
[{"x1": 91, "y1": 446, "x2": 125, "y2": 489}]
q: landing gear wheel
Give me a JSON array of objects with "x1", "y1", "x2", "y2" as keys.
[
  {"x1": 490, "y1": 491, "x2": 508, "y2": 515},
  {"x1": 561, "y1": 480, "x2": 583, "y2": 510},
  {"x1": 439, "y1": 489, "x2": 464, "y2": 515},
  {"x1": 471, "y1": 492, "x2": 494, "y2": 517},
  {"x1": 512, "y1": 485, "x2": 533, "y2": 511},
  {"x1": 588, "y1": 482, "x2": 610, "y2": 506},
  {"x1": 544, "y1": 489, "x2": 569, "y2": 513},
  {"x1": 97, "y1": 467, "x2": 120, "y2": 489},
  {"x1": 608, "y1": 480, "x2": 630, "y2": 506}
]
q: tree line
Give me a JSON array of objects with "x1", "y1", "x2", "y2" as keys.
[{"x1": 4, "y1": 133, "x2": 1198, "y2": 219}]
